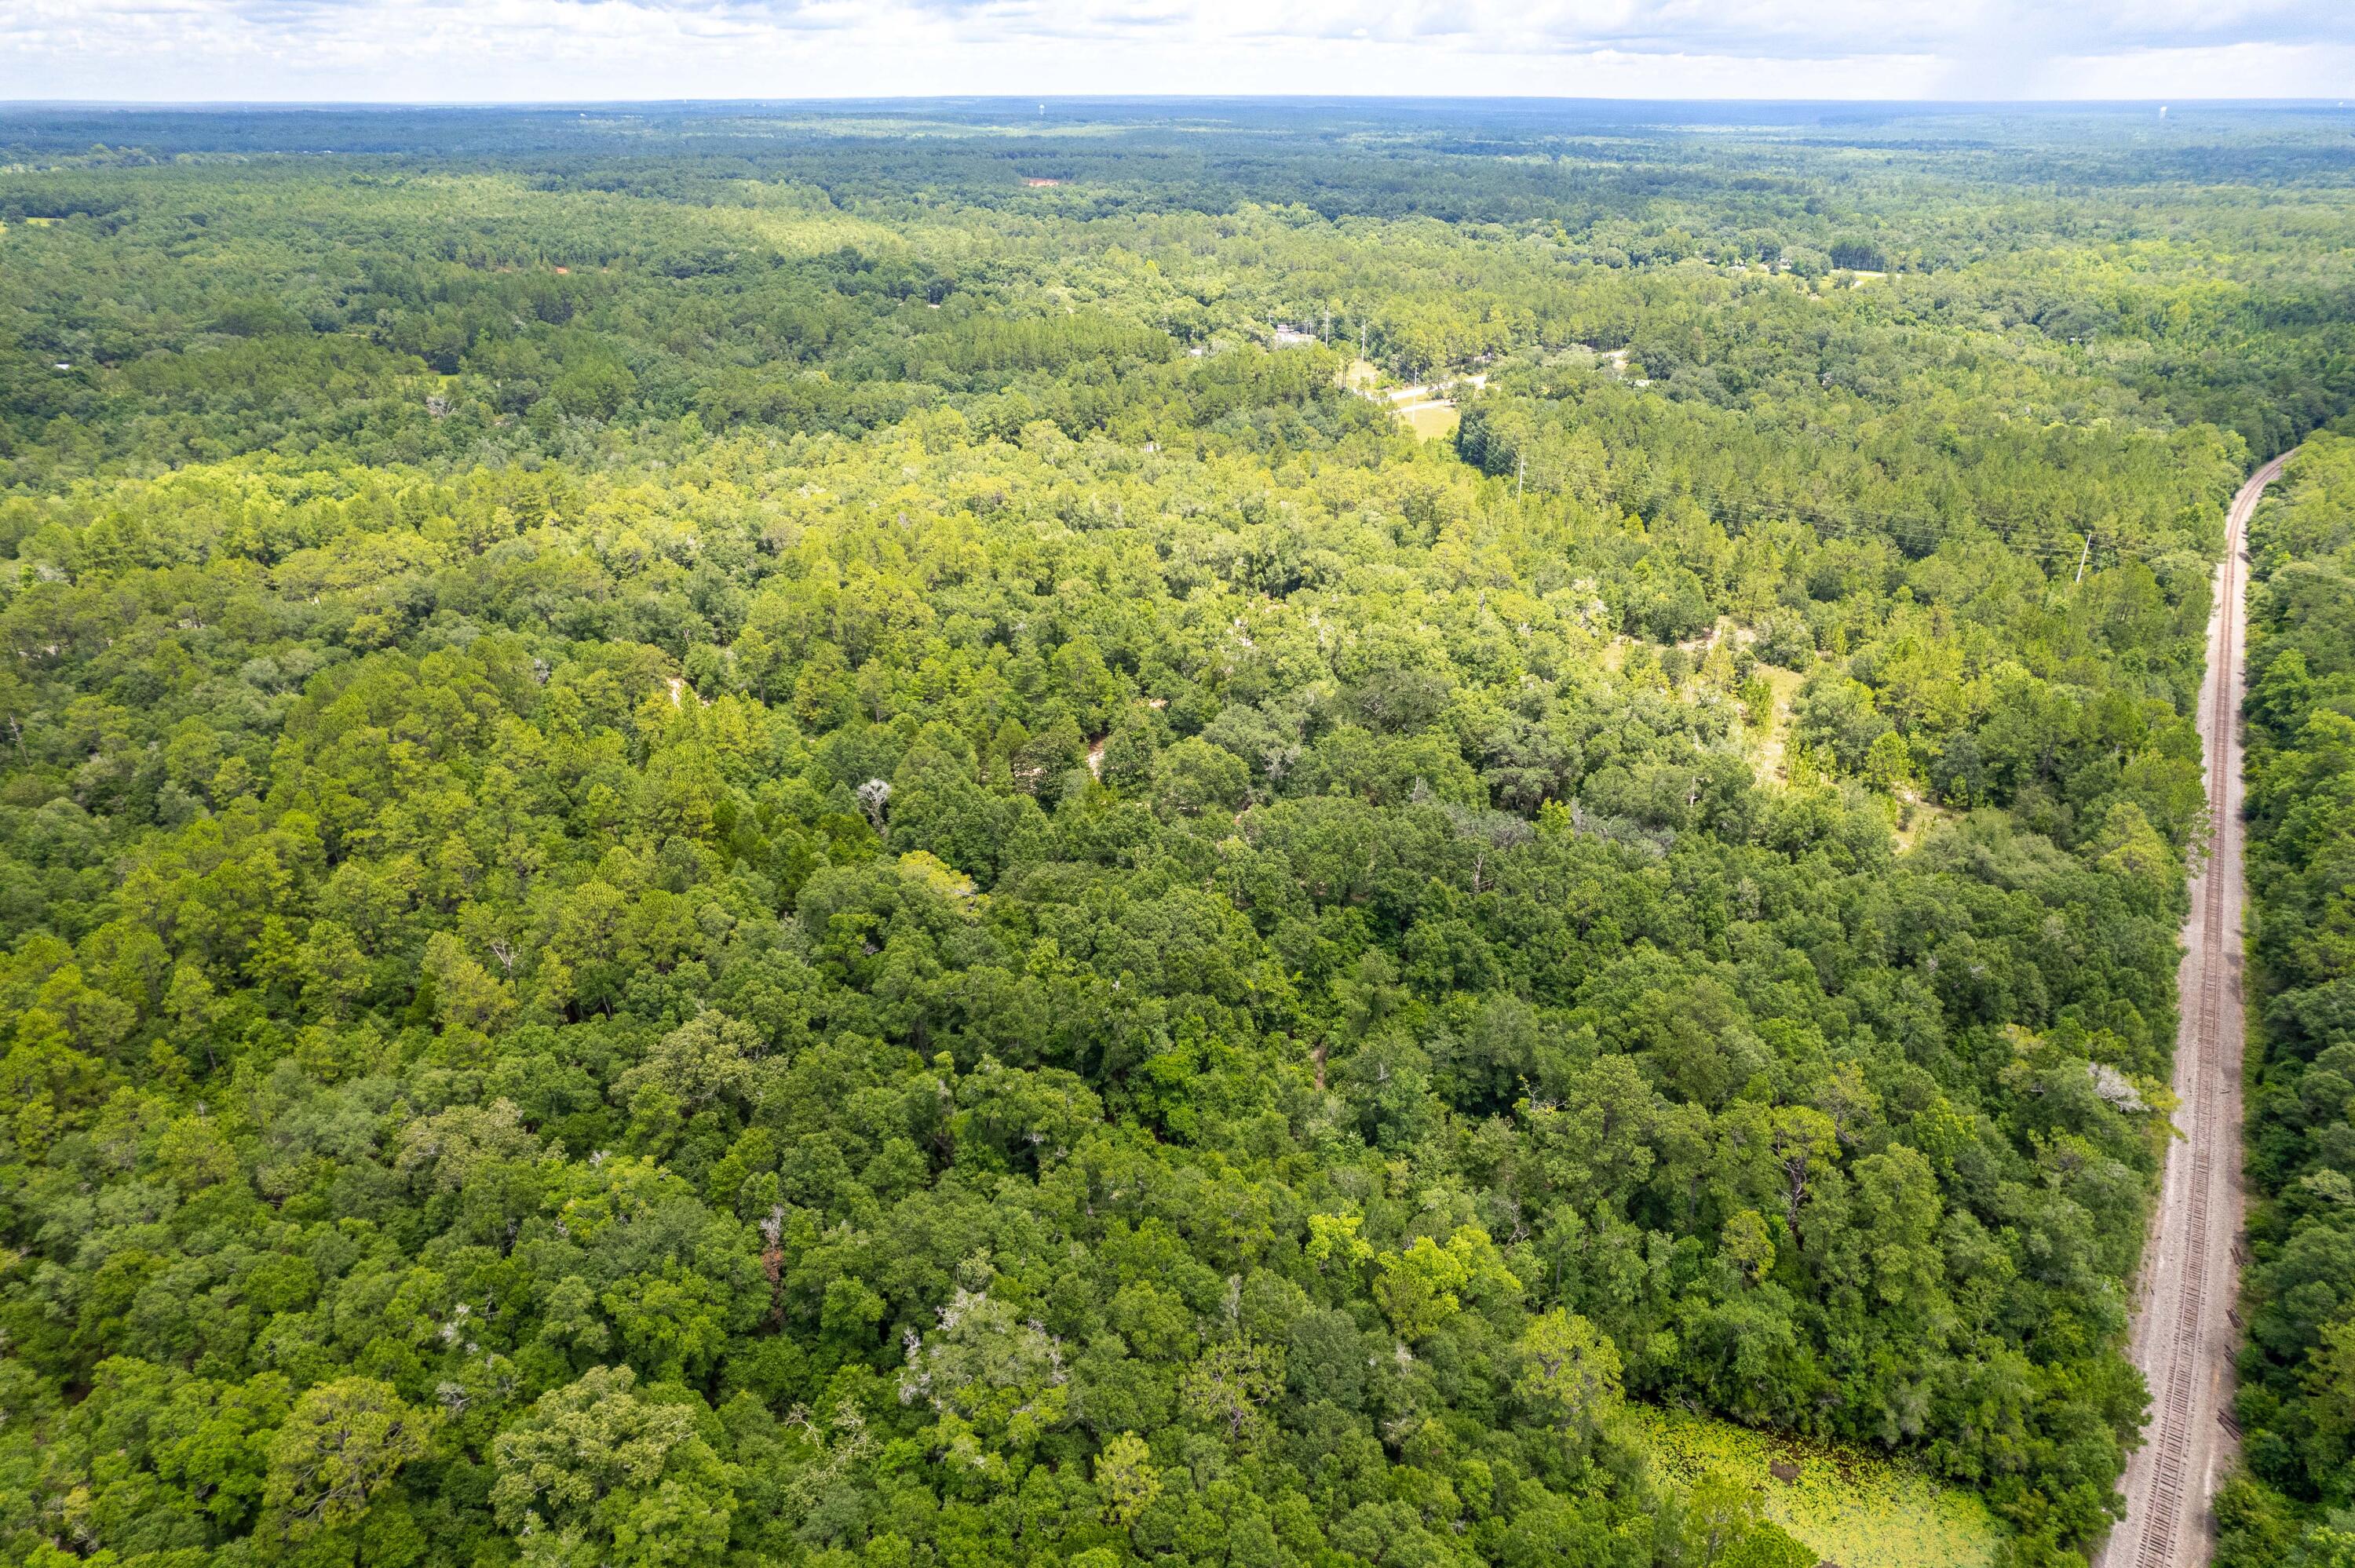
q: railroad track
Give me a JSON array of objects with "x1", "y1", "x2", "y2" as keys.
[{"x1": 2098, "y1": 451, "x2": 2291, "y2": 1568}]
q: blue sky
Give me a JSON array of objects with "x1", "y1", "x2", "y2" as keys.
[{"x1": 5, "y1": 0, "x2": 2350, "y2": 102}]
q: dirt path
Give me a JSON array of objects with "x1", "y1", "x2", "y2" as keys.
[{"x1": 2097, "y1": 451, "x2": 2292, "y2": 1568}]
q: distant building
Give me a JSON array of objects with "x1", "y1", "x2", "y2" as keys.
[
  {"x1": 1271, "y1": 323, "x2": 1318, "y2": 347},
  {"x1": 1024, "y1": 178, "x2": 1062, "y2": 188}
]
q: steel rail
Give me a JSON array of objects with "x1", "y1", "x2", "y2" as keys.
[{"x1": 2098, "y1": 451, "x2": 2291, "y2": 1568}]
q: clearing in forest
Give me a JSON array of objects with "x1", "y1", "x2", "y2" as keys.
[
  {"x1": 1625, "y1": 1405, "x2": 2006, "y2": 1568},
  {"x1": 1743, "y1": 662, "x2": 1807, "y2": 786},
  {"x1": 1397, "y1": 400, "x2": 1460, "y2": 441}
]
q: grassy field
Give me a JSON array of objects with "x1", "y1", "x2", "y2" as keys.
[
  {"x1": 1623, "y1": 1405, "x2": 2006, "y2": 1568},
  {"x1": 1398, "y1": 401, "x2": 1461, "y2": 441}
]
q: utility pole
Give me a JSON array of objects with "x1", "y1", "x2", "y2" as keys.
[
  {"x1": 1516, "y1": 452, "x2": 1525, "y2": 500},
  {"x1": 2075, "y1": 532, "x2": 2092, "y2": 585}
]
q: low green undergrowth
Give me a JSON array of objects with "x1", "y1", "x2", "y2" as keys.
[{"x1": 1627, "y1": 1405, "x2": 2008, "y2": 1568}]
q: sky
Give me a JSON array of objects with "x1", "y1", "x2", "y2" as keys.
[{"x1": 4, "y1": 0, "x2": 2351, "y2": 104}]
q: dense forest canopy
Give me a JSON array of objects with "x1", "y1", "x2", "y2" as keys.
[{"x1": 0, "y1": 100, "x2": 2351, "y2": 1568}]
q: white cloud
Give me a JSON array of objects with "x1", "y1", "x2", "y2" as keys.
[{"x1": 3, "y1": 0, "x2": 2350, "y2": 100}]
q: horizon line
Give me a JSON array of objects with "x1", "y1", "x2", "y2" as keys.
[{"x1": 4, "y1": 94, "x2": 2350, "y2": 111}]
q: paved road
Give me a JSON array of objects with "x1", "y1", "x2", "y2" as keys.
[{"x1": 2096, "y1": 451, "x2": 2293, "y2": 1568}]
